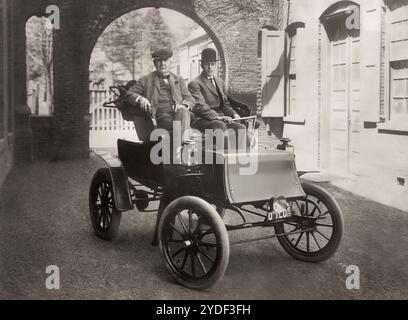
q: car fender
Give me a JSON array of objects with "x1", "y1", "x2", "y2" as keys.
[
  {"x1": 94, "y1": 152, "x2": 133, "y2": 212},
  {"x1": 298, "y1": 171, "x2": 320, "y2": 177}
]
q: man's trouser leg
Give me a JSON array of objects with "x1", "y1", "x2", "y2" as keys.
[
  {"x1": 157, "y1": 109, "x2": 191, "y2": 141},
  {"x1": 175, "y1": 108, "x2": 191, "y2": 140},
  {"x1": 193, "y1": 119, "x2": 248, "y2": 151},
  {"x1": 133, "y1": 115, "x2": 155, "y2": 142},
  {"x1": 192, "y1": 119, "x2": 227, "y2": 150},
  {"x1": 227, "y1": 122, "x2": 249, "y2": 150}
]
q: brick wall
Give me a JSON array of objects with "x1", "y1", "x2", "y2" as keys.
[
  {"x1": 53, "y1": 0, "x2": 283, "y2": 160},
  {"x1": 31, "y1": 116, "x2": 58, "y2": 160},
  {"x1": 8, "y1": 0, "x2": 283, "y2": 162},
  {"x1": 0, "y1": 0, "x2": 14, "y2": 185},
  {"x1": 0, "y1": 0, "x2": 4, "y2": 140}
]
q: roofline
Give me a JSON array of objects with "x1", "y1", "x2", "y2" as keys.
[{"x1": 177, "y1": 34, "x2": 210, "y2": 49}]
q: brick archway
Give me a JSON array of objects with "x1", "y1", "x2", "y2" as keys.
[
  {"x1": 48, "y1": 0, "x2": 282, "y2": 160},
  {"x1": 82, "y1": 1, "x2": 228, "y2": 86}
]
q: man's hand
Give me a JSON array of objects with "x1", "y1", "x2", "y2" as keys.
[
  {"x1": 174, "y1": 104, "x2": 188, "y2": 113},
  {"x1": 233, "y1": 114, "x2": 241, "y2": 120},
  {"x1": 216, "y1": 116, "x2": 233, "y2": 124},
  {"x1": 137, "y1": 97, "x2": 152, "y2": 114}
]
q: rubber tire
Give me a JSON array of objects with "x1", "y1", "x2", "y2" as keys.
[
  {"x1": 89, "y1": 168, "x2": 122, "y2": 241},
  {"x1": 275, "y1": 182, "x2": 344, "y2": 263},
  {"x1": 207, "y1": 203, "x2": 225, "y2": 218},
  {"x1": 158, "y1": 196, "x2": 230, "y2": 290}
]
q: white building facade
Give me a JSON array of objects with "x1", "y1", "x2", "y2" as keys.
[
  {"x1": 261, "y1": 0, "x2": 408, "y2": 209},
  {"x1": 175, "y1": 28, "x2": 219, "y2": 83}
]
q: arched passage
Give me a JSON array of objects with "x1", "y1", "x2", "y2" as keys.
[
  {"x1": 88, "y1": 7, "x2": 224, "y2": 148},
  {"x1": 48, "y1": 0, "x2": 281, "y2": 160},
  {"x1": 83, "y1": 3, "x2": 227, "y2": 83}
]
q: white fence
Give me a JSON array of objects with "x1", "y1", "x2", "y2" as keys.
[{"x1": 89, "y1": 88, "x2": 139, "y2": 148}]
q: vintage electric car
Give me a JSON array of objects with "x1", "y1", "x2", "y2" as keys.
[{"x1": 88, "y1": 86, "x2": 344, "y2": 290}]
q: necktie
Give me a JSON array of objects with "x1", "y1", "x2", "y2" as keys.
[
  {"x1": 161, "y1": 75, "x2": 170, "y2": 85},
  {"x1": 208, "y1": 77, "x2": 216, "y2": 88},
  {"x1": 160, "y1": 75, "x2": 175, "y2": 111},
  {"x1": 208, "y1": 77, "x2": 224, "y2": 109}
]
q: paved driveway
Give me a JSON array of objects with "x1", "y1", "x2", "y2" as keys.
[{"x1": 0, "y1": 157, "x2": 407, "y2": 299}]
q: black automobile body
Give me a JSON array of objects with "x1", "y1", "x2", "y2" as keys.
[{"x1": 88, "y1": 86, "x2": 344, "y2": 290}]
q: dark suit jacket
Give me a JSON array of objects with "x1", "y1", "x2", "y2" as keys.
[
  {"x1": 125, "y1": 71, "x2": 195, "y2": 115},
  {"x1": 188, "y1": 73, "x2": 238, "y2": 121}
]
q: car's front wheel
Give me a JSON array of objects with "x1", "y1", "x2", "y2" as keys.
[
  {"x1": 274, "y1": 182, "x2": 344, "y2": 262},
  {"x1": 158, "y1": 196, "x2": 230, "y2": 290}
]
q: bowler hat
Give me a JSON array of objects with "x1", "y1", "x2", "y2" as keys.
[
  {"x1": 200, "y1": 48, "x2": 218, "y2": 62},
  {"x1": 152, "y1": 48, "x2": 173, "y2": 60}
]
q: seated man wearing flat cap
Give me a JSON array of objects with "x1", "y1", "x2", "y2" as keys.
[
  {"x1": 125, "y1": 48, "x2": 194, "y2": 142},
  {"x1": 188, "y1": 48, "x2": 249, "y2": 149}
]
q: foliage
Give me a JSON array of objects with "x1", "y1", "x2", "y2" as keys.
[
  {"x1": 26, "y1": 16, "x2": 53, "y2": 82},
  {"x1": 95, "y1": 9, "x2": 175, "y2": 81},
  {"x1": 26, "y1": 16, "x2": 54, "y2": 109},
  {"x1": 193, "y1": 0, "x2": 283, "y2": 30}
]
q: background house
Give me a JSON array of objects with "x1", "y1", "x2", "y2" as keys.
[
  {"x1": 175, "y1": 27, "x2": 219, "y2": 83},
  {"x1": 2, "y1": 0, "x2": 407, "y2": 211},
  {"x1": 260, "y1": 0, "x2": 408, "y2": 209},
  {"x1": 87, "y1": 10, "x2": 204, "y2": 148}
]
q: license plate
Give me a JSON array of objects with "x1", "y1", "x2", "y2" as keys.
[{"x1": 266, "y1": 210, "x2": 292, "y2": 222}]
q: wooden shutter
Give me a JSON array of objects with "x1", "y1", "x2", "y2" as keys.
[
  {"x1": 360, "y1": 5, "x2": 382, "y2": 122},
  {"x1": 390, "y1": 6, "x2": 408, "y2": 62},
  {"x1": 261, "y1": 30, "x2": 285, "y2": 117}
]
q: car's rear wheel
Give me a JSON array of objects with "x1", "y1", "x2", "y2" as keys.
[
  {"x1": 274, "y1": 182, "x2": 343, "y2": 262},
  {"x1": 89, "y1": 169, "x2": 122, "y2": 241},
  {"x1": 158, "y1": 196, "x2": 230, "y2": 290}
]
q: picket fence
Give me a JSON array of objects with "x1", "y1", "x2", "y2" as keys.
[{"x1": 89, "y1": 87, "x2": 139, "y2": 148}]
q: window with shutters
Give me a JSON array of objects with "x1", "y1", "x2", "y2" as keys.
[
  {"x1": 390, "y1": 60, "x2": 408, "y2": 123},
  {"x1": 390, "y1": 12, "x2": 408, "y2": 62},
  {"x1": 388, "y1": 5, "x2": 408, "y2": 125}
]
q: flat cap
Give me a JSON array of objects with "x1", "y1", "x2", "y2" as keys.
[{"x1": 152, "y1": 48, "x2": 173, "y2": 60}]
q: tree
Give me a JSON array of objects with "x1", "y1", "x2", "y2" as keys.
[
  {"x1": 142, "y1": 8, "x2": 174, "y2": 53},
  {"x1": 26, "y1": 16, "x2": 54, "y2": 111},
  {"x1": 89, "y1": 52, "x2": 108, "y2": 85},
  {"x1": 98, "y1": 11, "x2": 144, "y2": 80},
  {"x1": 96, "y1": 9, "x2": 175, "y2": 81}
]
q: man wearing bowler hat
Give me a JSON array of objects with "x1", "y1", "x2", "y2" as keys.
[
  {"x1": 125, "y1": 48, "x2": 194, "y2": 142},
  {"x1": 188, "y1": 48, "x2": 248, "y2": 148}
]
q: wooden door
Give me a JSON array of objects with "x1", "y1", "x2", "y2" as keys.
[{"x1": 329, "y1": 25, "x2": 360, "y2": 174}]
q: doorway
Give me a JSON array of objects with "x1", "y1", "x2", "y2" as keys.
[{"x1": 324, "y1": 7, "x2": 361, "y2": 174}]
